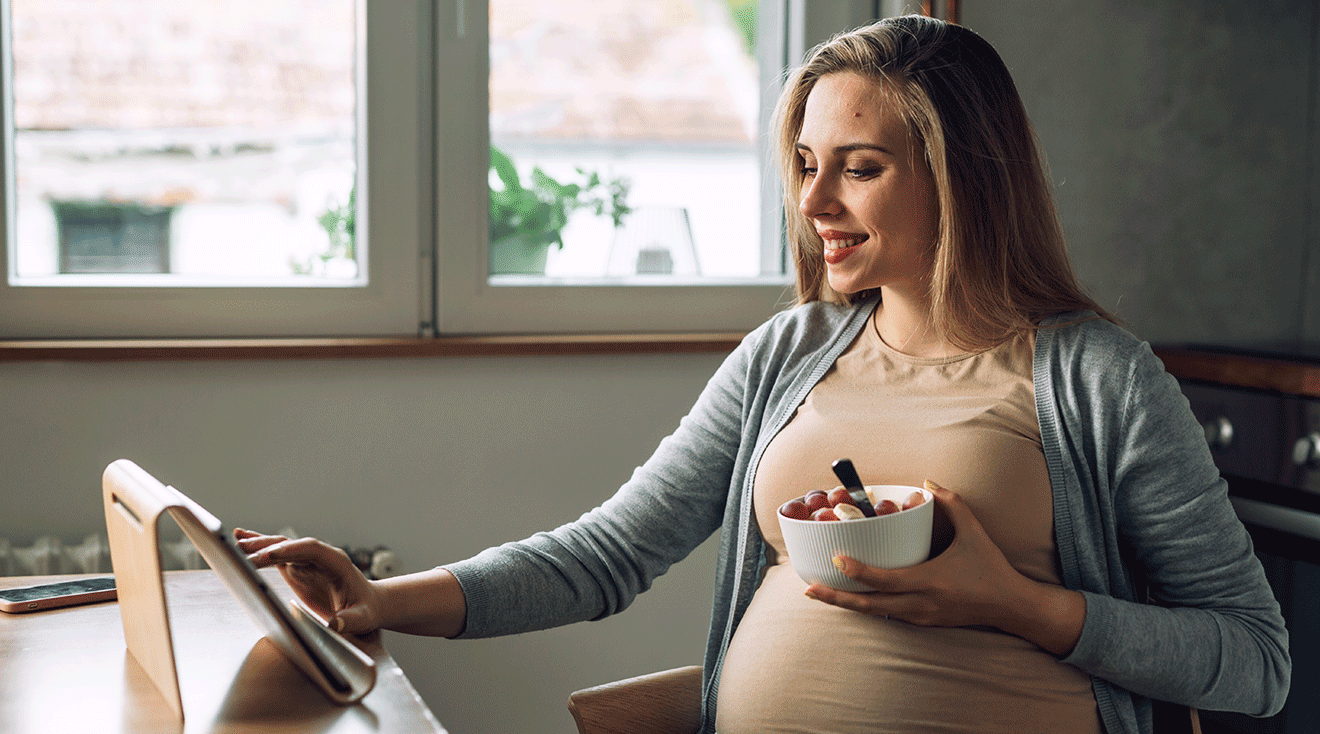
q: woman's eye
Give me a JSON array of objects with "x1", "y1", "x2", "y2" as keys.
[
  {"x1": 800, "y1": 166, "x2": 818, "y2": 177},
  {"x1": 845, "y1": 167, "x2": 882, "y2": 179}
]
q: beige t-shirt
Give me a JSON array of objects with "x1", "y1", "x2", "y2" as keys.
[{"x1": 716, "y1": 317, "x2": 1102, "y2": 734}]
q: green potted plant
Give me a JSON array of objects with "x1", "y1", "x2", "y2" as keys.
[
  {"x1": 291, "y1": 188, "x2": 356, "y2": 277},
  {"x1": 488, "y1": 145, "x2": 631, "y2": 274}
]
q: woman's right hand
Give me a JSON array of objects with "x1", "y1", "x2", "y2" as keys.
[{"x1": 235, "y1": 528, "x2": 383, "y2": 635}]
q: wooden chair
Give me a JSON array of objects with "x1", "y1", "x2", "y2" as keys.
[
  {"x1": 567, "y1": 665, "x2": 703, "y2": 734},
  {"x1": 567, "y1": 665, "x2": 1200, "y2": 734}
]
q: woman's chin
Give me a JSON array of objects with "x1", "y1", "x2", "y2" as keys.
[{"x1": 826, "y1": 272, "x2": 874, "y2": 298}]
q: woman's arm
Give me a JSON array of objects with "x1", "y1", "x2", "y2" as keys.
[
  {"x1": 443, "y1": 340, "x2": 752, "y2": 638},
  {"x1": 1061, "y1": 341, "x2": 1289, "y2": 716},
  {"x1": 372, "y1": 568, "x2": 467, "y2": 637},
  {"x1": 237, "y1": 316, "x2": 778, "y2": 642},
  {"x1": 419, "y1": 316, "x2": 784, "y2": 640},
  {"x1": 238, "y1": 345, "x2": 751, "y2": 639},
  {"x1": 239, "y1": 528, "x2": 468, "y2": 636}
]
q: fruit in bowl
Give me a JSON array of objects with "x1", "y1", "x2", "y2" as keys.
[
  {"x1": 777, "y1": 485, "x2": 934, "y2": 592},
  {"x1": 780, "y1": 486, "x2": 927, "y2": 521}
]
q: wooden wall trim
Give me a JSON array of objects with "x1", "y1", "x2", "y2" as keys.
[
  {"x1": 0, "y1": 333, "x2": 746, "y2": 363},
  {"x1": 1154, "y1": 346, "x2": 1320, "y2": 399}
]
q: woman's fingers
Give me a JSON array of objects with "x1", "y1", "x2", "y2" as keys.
[
  {"x1": 828, "y1": 554, "x2": 922, "y2": 592},
  {"x1": 233, "y1": 528, "x2": 293, "y2": 556},
  {"x1": 246, "y1": 536, "x2": 349, "y2": 569},
  {"x1": 805, "y1": 583, "x2": 878, "y2": 612},
  {"x1": 330, "y1": 603, "x2": 376, "y2": 635},
  {"x1": 235, "y1": 535, "x2": 287, "y2": 555}
]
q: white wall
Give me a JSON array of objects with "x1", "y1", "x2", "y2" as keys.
[{"x1": 0, "y1": 351, "x2": 726, "y2": 734}]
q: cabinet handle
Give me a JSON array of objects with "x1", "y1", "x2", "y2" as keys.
[
  {"x1": 1202, "y1": 416, "x2": 1233, "y2": 450},
  {"x1": 1292, "y1": 432, "x2": 1320, "y2": 468}
]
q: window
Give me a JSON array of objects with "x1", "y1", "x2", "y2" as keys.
[
  {"x1": 54, "y1": 202, "x2": 172, "y2": 275},
  {"x1": 1, "y1": 0, "x2": 881, "y2": 339},
  {"x1": 436, "y1": 0, "x2": 802, "y2": 334},
  {"x1": 10, "y1": 0, "x2": 357, "y2": 284},
  {"x1": 487, "y1": 0, "x2": 765, "y2": 282},
  {"x1": 0, "y1": 0, "x2": 423, "y2": 338}
]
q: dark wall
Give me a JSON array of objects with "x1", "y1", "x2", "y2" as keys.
[{"x1": 964, "y1": 0, "x2": 1318, "y2": 344}]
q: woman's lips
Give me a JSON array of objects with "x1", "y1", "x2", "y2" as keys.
[
  {"x1": 820, "y1": 232, "x2": 867, "y2": 265},
  {"x1": 823, "y1": 243, "x2": 861, "y2": 265}
]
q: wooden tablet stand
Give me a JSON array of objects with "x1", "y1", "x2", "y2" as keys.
[{"x1": 102, "y1": 459, "x2": 189, "y2": 722}]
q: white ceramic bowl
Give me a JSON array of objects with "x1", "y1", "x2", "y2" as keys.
[{"x1": 778, "y1": 485, "x2": 934, "y2": 592}]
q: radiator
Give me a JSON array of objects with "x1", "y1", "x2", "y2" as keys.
[{"x1": 0, "y1": 530, "x2": 400, "y2": 579}]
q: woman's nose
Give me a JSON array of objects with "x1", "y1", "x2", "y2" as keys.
[{"x1": 799, "y1": 175, "x2": 841, "y2": 219}]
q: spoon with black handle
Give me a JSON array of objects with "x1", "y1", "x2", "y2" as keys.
[{"x1": 831, "y1": 458, "x2": 876, "y2": 517}]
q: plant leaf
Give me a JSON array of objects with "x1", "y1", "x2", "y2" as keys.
[{"x1": 489, "y1": 146, "x2": 522, "y2": 192}]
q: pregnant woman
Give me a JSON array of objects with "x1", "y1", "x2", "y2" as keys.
[{"x1": 239, "y1": 15, "x2": 1289, "y2": 734}]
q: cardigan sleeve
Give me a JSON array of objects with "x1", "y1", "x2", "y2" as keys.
[
  {"x1": 442, "y1": 323, "x2": 763, "y2": 639},
  {"x1": 1060, "y1": 340, "x2": 1290, "y2": 716}
]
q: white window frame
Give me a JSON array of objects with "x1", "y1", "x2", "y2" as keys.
[
  {"x1": 433, "y1": 0, "x2": 884, "y2": 335},
  {"x1": 0, "y1": 0, "x2": 428, "y2": 339},
  {"x1": 0, "y1": 0, "x2": 882, "y2": 340}
]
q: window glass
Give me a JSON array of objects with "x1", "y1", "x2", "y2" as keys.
[
  {"x1": 8, "y1": 0, "x2": 359, "y2": 285},
  {"x1": 487, "y1": 0, "x2": 775, "y2": 283}
]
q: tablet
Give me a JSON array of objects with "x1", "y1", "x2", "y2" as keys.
[{"x1": 103, "y1": 459, "x2": 376, "y2": 712}]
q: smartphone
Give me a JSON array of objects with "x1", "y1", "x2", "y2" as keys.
[{"x1": 0, "y1": 576, "x2": 117, "y2": 613}]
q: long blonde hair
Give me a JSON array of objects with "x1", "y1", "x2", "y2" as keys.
[{"x1": 773, "y1": 15, "x2": 1114, "y2": 349}]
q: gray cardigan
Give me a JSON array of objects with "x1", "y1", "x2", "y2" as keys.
[{"x1": 445, "y1": 297, "x2": 1289, "y2": 734}]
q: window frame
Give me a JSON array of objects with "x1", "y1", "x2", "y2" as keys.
[
  {"x1": 0, "y1": 0, "x2": 884, "y2": 340},
  {"x1": 0, "y1": 0, "x2": 428, "y2": 339},
  {"x1": 433, "y1": 0, "x2": 884, "y2": 335},
  {"x1": 434, "y1": 0, "x2": 806, "y2": 335}
]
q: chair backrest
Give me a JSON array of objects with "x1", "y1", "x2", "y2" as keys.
[{"x1": 567, "y1": 665, "x2": 702, "y2": 734}]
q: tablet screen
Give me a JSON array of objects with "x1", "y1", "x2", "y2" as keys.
[{"x1": 168, "y1": 506, "x2": 355, "y2": 694}]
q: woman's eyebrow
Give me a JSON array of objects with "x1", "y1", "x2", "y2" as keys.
[
  {"x1": 794, "y1": 142, "x2": 894, "y2": 156},
  {"x1": 838, "y1": 143, "x2": 894, "y2": 155}
]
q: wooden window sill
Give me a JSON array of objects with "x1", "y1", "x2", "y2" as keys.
[{"x1": 0, "y1": 333, "x2": 746, "y2": 362}]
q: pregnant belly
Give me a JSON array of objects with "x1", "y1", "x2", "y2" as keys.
[{"x1": 715, "y1": 564, "x2": 1101, "y2": 734}]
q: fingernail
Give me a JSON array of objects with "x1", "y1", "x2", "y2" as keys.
[
  {"x1": 832, "y1": 555, "x2": 846, "y2": 572},
  {"x1": 923, "y1": 479, "x2": 942, "y2": 491},
  {"x1": 804, "y1": 590, "x2": 820, "y2": 601},
  {"x1": 332, "y1": 616, "x2": 344, "y2": 632}
]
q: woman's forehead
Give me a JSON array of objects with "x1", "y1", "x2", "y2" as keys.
[{"x1": 799, "y1": 72, "x2": 908, "y2": 152}]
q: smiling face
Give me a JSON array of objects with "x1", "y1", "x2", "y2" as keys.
[{"x1": 795, "y1": 72, "x2": 939, "y2": 299}]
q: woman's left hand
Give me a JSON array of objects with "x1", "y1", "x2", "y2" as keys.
[{"x1": 804, "y1": 480, "x2": 1086, "y2": 656}]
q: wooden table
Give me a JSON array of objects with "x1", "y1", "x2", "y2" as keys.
[{"x1": 0, "y1": 569, "x2": 446, "y2": 734}]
